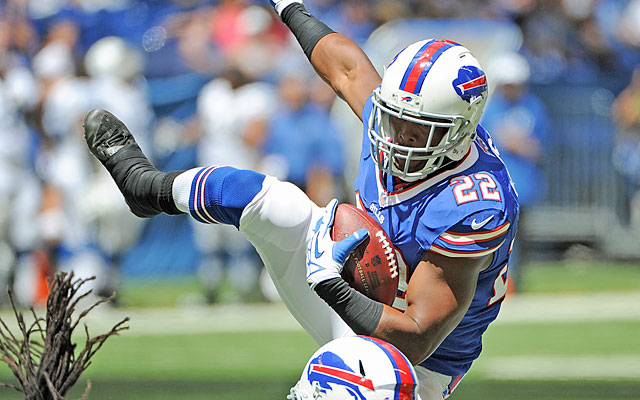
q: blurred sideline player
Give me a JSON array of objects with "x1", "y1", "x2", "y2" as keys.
[{"x1": 82, "y1": 1, "x2": 519, "y2": 398}]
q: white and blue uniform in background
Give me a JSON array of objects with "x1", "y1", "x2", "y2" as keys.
[{"x1": 355, "y1": 94, "x2": 519, "y2": 394}]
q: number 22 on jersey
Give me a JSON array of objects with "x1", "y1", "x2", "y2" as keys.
[{"x1": 450, "y1": 173, "x2": 502, "y2": 205}]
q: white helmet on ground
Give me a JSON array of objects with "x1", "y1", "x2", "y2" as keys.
[
  {"x1": 288, "y1": 336, "x2": 420, "y2": 400},
  {"x1": 368, "y1": 39, "x2": 488, "y2": 182}
]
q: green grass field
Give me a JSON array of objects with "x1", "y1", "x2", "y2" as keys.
[{"x1": 1, "y1": 261, "x2": 639, "y2": 399}]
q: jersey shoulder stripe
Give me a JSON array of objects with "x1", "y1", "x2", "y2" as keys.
[
  {"x1": 441, "y1": 220, "x2": 510, "y2": 245},
  {"x1": 429, "y1": 210, "x2": 509, "y2": 258},
  {"x1": 430, "y1": 240, "x2": 505, "y2": 258}
]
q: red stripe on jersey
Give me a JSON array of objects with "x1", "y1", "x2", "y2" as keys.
[
  {"x1": 444, "y1": 221, "x2": 510, "y2": 237},
  {"x1": 446, "y1": 373, "x2": 465, "y2": 396},
  {"x1": 430, "y1": 241, "x2": 504, "y2": 257},
  {"x1": 438, "y1": 233, "x2": 505, "y2": 246}
]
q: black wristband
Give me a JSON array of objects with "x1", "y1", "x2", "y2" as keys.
[
  {"x1": 315, "y1": 278, "x2": 384, "y2": 336},
  {"x1": 281, "y1": 3, "x2": 334, "y2": 59}
]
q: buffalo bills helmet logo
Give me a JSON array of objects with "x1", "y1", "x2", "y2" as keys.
[
  {"x1": 452, "y1": 65, "x2": 487, "y2": 103},
  {"x1": 306, "y1": 351, "x2": 373, "y2": 399}
]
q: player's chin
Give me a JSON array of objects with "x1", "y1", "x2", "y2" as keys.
[{"x1": 393, "y1": 158, "x2": 427, "y2": 175}]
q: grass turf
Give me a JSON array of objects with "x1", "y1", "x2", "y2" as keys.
[
  {"x1": 519, "y1": 261, "x2": 640, "y2": 293},
  {"x1": 114, "y1": 261, "x2": 640, "y2": 308},
  {"x1": 1, "y1": 321, "x2": 639, "y2": 399},
  {"x1": 3, "y1": 379, "x2": 639, "y2": 400},
  {"x1": 1, "y1": 261, "x2": 639, "y2": 399}
]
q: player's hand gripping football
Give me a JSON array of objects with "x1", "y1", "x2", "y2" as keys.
[
  {"x1": 268, "y1": 0, "x2": 302, "y2": 17},
  {"x1": 306, "y1": 199, "x2": 368, "y2": 290}
]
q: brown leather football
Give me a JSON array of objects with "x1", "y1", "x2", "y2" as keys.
[{"x1": 331, "y1": 203, "x2": 399, "y2": 306}]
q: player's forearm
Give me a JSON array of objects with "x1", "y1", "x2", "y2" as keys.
[
  {"x1": 276, "y1": 2, "x2": 380, "y2": 119},
  {"x1": 314, "y1": 278, "x2": 455, "y2": 365},
  {"x1": 314, "y1": 278, "x2": 384, "y2": 336},
  {"x1": 310, "y1": 34, "x2": 381, "y2": 117},
  {"x1": 373, "y1": 306, "x2": 461, "y2": 365},
  {"x1": 279, "y1": 3, "x2": 334, "y2": 60}
]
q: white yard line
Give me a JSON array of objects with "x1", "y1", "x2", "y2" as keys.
[
  {"x1": 0, "y1": 302, "x2": 303, "y2": 336},
  {"x1": 3, "y1": 292, "x2": 640, "y2": 380},
  {"x1": 475, "y1": 355, "x2": 640, "y2": 379},
  {"x1": 105, "y1": 303, "x2": 303, "y2": 335},
  {"x1": 1, "y1": 291, "x2": 639, "y2": 336},
  {"x1": 496, "y1": 291, "x2": 640, "y2": 325}
]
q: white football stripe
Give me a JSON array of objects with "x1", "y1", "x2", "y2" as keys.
[
  {"x1": 440, "y1": 222, "x2": 510, "y2": 245},
  {"x1": 3, "y1": 291, "x2": 634, "y2": 337},
  {"x1": 198, "y1": 167, "x2": 222, "y2": 224},
  {"x1": 430, "y1": 241, "x2": 504, "y2": 258},
  {"x1": 192, "y1": 167, "x2": 217, "y2": 224}
]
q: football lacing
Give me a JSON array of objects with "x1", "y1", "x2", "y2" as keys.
[{"x1": 375, "y1": 230, "x2": 398, "y2": 279}]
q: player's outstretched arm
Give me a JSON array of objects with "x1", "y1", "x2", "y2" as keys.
[
  {"x1": 269, "y1": 0, "x2": 381, "y2": 120},
  {"x1": 311, "y1": 35, "x2": 382, "y2": 120}
]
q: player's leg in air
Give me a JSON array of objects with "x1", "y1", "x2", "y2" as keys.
[{"x1": 83, "y1": 109, "x2": 352, "y2": 343}]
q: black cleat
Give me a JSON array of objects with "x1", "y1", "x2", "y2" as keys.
[
  {"x1": 84, "y1": 109, "x2": 136, "y2": 162},
  {"x1": 83, "y1": 109, "x2": 183, "y2": 218}
]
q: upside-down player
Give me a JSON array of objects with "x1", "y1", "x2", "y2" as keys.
[{"x1": 82, "y1": 1, "x2": 519, "y2": 398}]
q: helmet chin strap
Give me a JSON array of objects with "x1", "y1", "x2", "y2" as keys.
[
  {"x1": 392, "y1": 156, "x2": 456, "y2": 183},
  {"x1": 392, "y1": 140, "x2": 475, "y2": 185}
]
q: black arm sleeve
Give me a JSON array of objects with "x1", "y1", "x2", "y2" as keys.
[
  {"x1": 314, "y1": 278, "x2": 384, "y2": 336},
  {"x1": 280, "y1": 3, "x2": 335, "y2": 59}
]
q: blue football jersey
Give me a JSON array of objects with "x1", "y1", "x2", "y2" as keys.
[{"x1": 354, "y1": 95, "x2": 520, "y2": 377}]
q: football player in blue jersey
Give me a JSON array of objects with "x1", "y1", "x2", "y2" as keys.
[{"x1": 83, "y1": 1, "x2": 519, "y2": 398}]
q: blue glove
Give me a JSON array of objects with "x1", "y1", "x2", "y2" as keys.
[
  {"x1": 306, "y1": 199, "x2": 369, "y2": 290},
  {"x1": 268, "y1": 0, "x2": 302, "y2": 18}
]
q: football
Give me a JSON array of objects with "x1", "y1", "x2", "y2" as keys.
[{"x1": 331, "y1": 203, "x2": 399, "y2": 306}]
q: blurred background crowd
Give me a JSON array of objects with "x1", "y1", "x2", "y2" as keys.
[{"x1": 0, "y1": 0, "x2": 639, "y2": 306}]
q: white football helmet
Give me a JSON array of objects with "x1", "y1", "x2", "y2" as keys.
[
  {"x1": 287, "y1": 336, "x2": 420, "y2": 400},
  {"x1": 369, "y1": 39, "x2": 488, "y2": 182}
]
